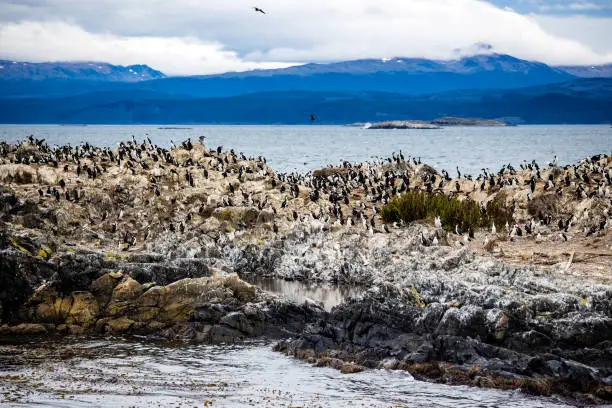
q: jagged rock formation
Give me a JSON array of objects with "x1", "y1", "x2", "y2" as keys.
[{"x1": 0, "y1": 253, "x2": 323, "y2": 341}]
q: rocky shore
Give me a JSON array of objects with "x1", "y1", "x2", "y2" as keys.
[{"x1": 0, "y1": 137, "x2": 610, "y2": 404}]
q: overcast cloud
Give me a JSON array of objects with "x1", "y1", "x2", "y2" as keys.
[{"x1": 0, "y1": 0, "x2": 611, "y2": 75}]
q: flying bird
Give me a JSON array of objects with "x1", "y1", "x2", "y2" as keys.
[
  {"x1": 253, "y1": 6, "x2": 266, "y2": 14},
  {"x1": 310, "y1": 114, "x2": 316, "y2": 121}
]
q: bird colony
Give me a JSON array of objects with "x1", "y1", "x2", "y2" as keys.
[{"x1": 0, "y1": 136, "x2": 610, "y2": 276}]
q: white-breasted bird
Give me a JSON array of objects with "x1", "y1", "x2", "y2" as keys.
[{"x1": 434, "y1": 215, "x2": 442, "y2": 229}]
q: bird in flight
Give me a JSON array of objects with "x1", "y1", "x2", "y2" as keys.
[
  {"x1": 310, "y1": 114, "x2": 316, "y2": 121},
  {"x1": 253, "y1": 6, "x2": 266, "y2": 14}
]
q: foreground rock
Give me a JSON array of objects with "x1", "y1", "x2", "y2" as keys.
[
  {"x1": 0, "y1": 266, "x2": 323, "y2": 342},
  {"x1": 276, "y1": 283, "x2": 612, "y2": 404}
]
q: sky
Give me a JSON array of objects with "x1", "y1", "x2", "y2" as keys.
[{"x1": 0, "y1": 0, "x2": 611, "y2": 76}]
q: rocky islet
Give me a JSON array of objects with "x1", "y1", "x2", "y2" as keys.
[{"x1": 0, "y1": 137, "x2": 610, "y2": 404}]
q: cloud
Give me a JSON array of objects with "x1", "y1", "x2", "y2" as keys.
[
  {"x1": 0, "y1": 0, "x2": 611, "y2": 75},
  {"x1": 0, "y1": 21, "x2": 294, "y2": 75},
  {"x1": 533, "y1": 14, "x2": 612, "y2": 55}
]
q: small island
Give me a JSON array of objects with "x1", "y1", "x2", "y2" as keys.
[
  {"x1": 365, "y1": 120, "x2": 441, "y2": 129},
  {"x1": 348, "y1": 116, "x2": 509, "y2": 129}
]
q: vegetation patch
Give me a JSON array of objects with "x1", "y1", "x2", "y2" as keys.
[
  {"x1": 7, "y1": 236, "x2": 33, "y2": 256},
  {"x1": 103, "y1": 250, "x2": 126, "y2": 262},
  {"x1": 527, "y1": 193, "x2": 558, "y2": 218},
  {"x1": 381, "y1": 191, "x2": 488, "y2": 232},
  {"x1": 403, "y1": 286, "x2": 424, "y2": 308},
  {"x1": 37, "y1": 248, "x2": 51, "y2": 260},
  {"x1": 485, "y1": 190, "x2": 512, "y2": 229}
]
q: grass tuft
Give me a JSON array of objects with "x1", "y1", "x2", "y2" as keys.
[
  {"x1": 381, "y1": 191, "x2": 488, "y2": 232},
  {"x1": 485, "y1": 190, "x2": 511, "y2": 230}
]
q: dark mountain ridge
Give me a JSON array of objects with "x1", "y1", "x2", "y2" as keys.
[
  {"x1": 1, "y1": 78, "x2": 610, "y2": 125},
  {"x1": 0, "y1": 53, "x2": 577, "y2": 100},
  {"x1": 1, "y1": 54, "x2": 611, "y2": 124}
]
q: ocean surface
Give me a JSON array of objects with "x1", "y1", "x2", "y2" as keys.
[
  {"x1": 0, "y1": 339, "x2": 573, "y2": 408},
  {"x1": 0, "y1": 124, "x2": 610, "y2": 175}
]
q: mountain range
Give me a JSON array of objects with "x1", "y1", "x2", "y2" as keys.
[
  {"x1": 0, "y1": 54, "x2": 611, "y2": 124},
  {"x1": 0, "y1": 60, "x2": 166, "y2": 82}
]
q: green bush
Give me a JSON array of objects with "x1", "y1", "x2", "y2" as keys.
[
  {"x1": 486, "y1": 190, "x2": 512, "y2": 230},
  {"x1": 381, "y1": 191, "x2": 488, "y2": 232}
]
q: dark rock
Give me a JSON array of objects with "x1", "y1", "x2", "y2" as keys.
[
  {"x1": 220, "y1": 311, "x2": 252, "y2": 334},
  {"x1": 416, "y1": 302, "x2": 446, "y2": 334},
  {"x1": 208, "y1": 325, "x2": 245, "y2": 343},
  {"x1": 435, "y1": 305, "x2": 487, "y2": 338},
  {"x1": 126, "y1": 258, "x2": 212, "y2": 286},
  {"x1": 435, "y1": 335, "x2": 480, "y2": 364},
  {"x1": 505, "y1": 330, "x2": 552, "y2": 352},
  {"x1": 191, "y1": 304, "x2": 231, "y2": 323},
  {"x1": 21, "y1": 214, "x2": 44, "y2": 229},
  {"x1": 0, "y1": 248, "x2": 56, "y2": 323},
  {"x1": 551, "y1": 313, "x2": 612, "y2": 348},
  {"x1": 402, "y1": 341, "x2": 435, "y2": 363}
]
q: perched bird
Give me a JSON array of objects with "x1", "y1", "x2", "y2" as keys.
[
  {"x1": 510, "y1": 224, "x2": 518, "y2": 240},
  {"x1": 434, "y1": 215, "x2": 442, "y2": 229}
]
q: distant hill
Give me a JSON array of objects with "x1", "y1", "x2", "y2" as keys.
[
  {"x1": 0, "y1": 78, "x2": 610, "y2": 125},
  {"x1": 133, "y1": 54, "x2": 575, "y2": 98},
  {"x1": 210, "y1": 54, "x2": 571, "y2": 76},
  {"x1": 0, "y1": 54, "x2": 577, "y2": 99},
  {"x1": 0, "y1": 54, "x2": 611, "y2": 124},
  {"x1": 0, "y1": 60, "x2": 166, "y2": 82}
]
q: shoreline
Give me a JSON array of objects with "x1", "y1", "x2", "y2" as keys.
[{"x1": 0, "y1": 137, "x2": 610, "y2": 404}]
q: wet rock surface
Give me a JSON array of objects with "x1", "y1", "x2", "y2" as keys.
[{"x1": 276, "y1": 282, "x2": 612, "y2": 404}]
